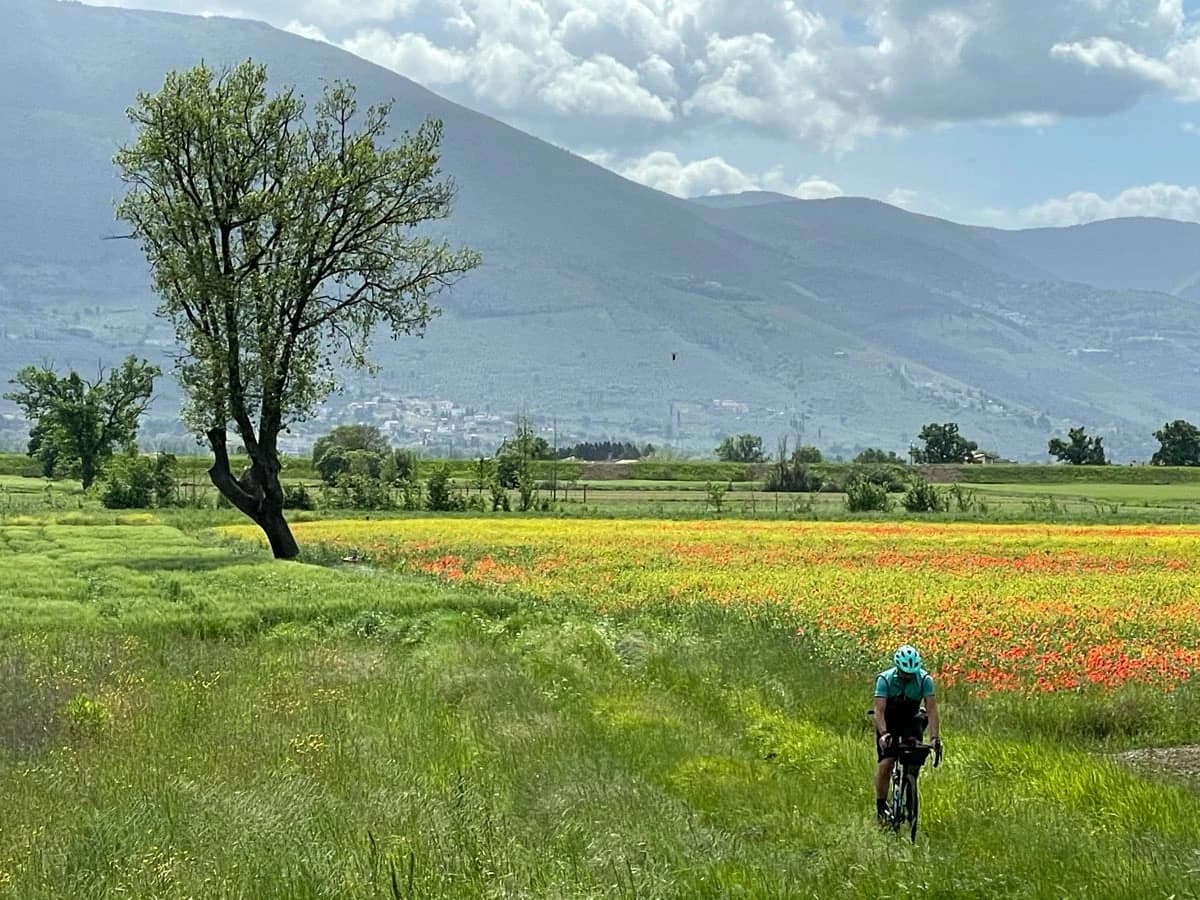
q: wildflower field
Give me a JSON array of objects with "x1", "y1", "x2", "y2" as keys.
[{"x1": 277, "y1": 518, "x2": 1200, "y2": 696}]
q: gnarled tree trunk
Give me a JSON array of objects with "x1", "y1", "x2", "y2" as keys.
[{"x1": 207, "y1": 428, "x2": 299, "y2": 559}]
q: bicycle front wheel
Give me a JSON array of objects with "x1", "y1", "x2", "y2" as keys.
[{"x1": 903, "y1": 773, "x2": 920, "y2": 842}]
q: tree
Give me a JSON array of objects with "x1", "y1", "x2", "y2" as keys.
[
  {"x1": 854, "y1": 448, "x2": 903, "y2": 465},
  {"x1": 715, "y1": 433, "x2": 766, "y2": 463},
  {"x1": 311, "y1": 425, "x2": 389, "y2": 466},
  {"x1": 910, "y1": 423, "x2": 977, "y2": 464},
  {"x1": 1152, "y1": 420, "x2": 1200, "y2": 466},
  {"x1": 794, "y1": 444, "x2": 823, "y2": 464},
  {"x1": 1048, "y1": 427, "x2": 1107, "y2": 465},
  {"x1": 496, "y1": 416, "x2": 553, "y2": 488},
  {"x1": 4, "y1": 356, "x2": 159, "y2": 489},
  {"x1": 115, "y1": 61, "x2": 479, "y2": 557}
]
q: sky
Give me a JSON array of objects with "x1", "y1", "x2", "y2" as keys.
[{"x1": 75, "y1": 0, "x2": 1200, "y2": 228}]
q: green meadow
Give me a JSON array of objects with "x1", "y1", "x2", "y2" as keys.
[{"x1": 0, "y1": 518, "x2": 1198, "y2": 898}]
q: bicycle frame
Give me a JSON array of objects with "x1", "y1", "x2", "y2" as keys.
[{"x1": 886, "y1": 740, "x2": 936, "y2": 842}]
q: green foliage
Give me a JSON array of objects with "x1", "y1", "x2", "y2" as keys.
[
  {"x1": 1049, "y1": 427, "x2": 1107, "y2": 465},
  {"x1": 560, "y1": 441, "x2": 647, "y2": 461},
  {"x1": 911, "y1": 422, "x2": 978, "y2": 464},
  {"x1": 496, "y1": 453, "x2": 522, "y2": 490},
  {"x1": 344, "y1": 449, "x2": 383, "y2": 480},
  {"x1": 845, "y1": 476, "x2": 893, "y2": 512},
  {"x1": 516, "y1": 469, "x2": 539, "y2": 512},
  {"x1": 314, "y1": 446, "x2": 350, "y2": 485},
  {"x1": 902, "y1": 476, "x2": 948, "y2": 513},
  {"x1": 715, "y1": 433, "x2": 766, "y2": 463},
  {"x1": 311, "y1": 425, "x2": 390, "y2": 466},
  {"x1": 854, "y1": 448, "x2": 904, "y2": 464},
  {"x1": 282, "y1": 483, "x2": 316, "y2": 510},
  {"x1": 793, "y1": 444, "x2": 823, "y2": 464},
  {"x1": 61, "y1": 693, "x2": 112, "y2": 737},
  {"x1": 390, "y1": 449, "x2": 418, "y2": 484},
  {"x1": 1152, "y1": 420, "x2": 1200, "y2": 466},
  {"x1": 316, "y1": 448, "x2": 383, "y2": 485},
  {"x1": 489, "y1": 481, "x2": 511, "y2": 512},
  {"x1": 495, "y1": 417, "x2": 555, "y2": 490},
  {"x1": 765, "y1": 439, "x2": 824, "y2": 492},
  {"x1": 4, "y1": 356, "x2": 159, "y2": 489},
  {"x1": 100, "y1": 452, "x2": 177, "y2": 509},
  {"x1": 399, "y1": 466, "x2": 423, "y2": 511},
  {"x1": 470, "y1": 456, "x2": 494, "y2": 493},
  {"x1": 704, "y1": 481, "x2": 728, "y2": 513},
  {"x1": 630, "y1": 461, "x2": 757, "y2": 482},
  {"x1": 425, "y1": 465, "x2": 465, "y2": 512},
  {"x1": 331, "y1": 474, "x2": 392, "y2": 510}
]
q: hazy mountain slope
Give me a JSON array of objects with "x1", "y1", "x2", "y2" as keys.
[
  {"x1": 980, "y1": 218, "x2": 1200, "y2": 298},
  {"x1": 3, "y1": 0, "x2": 1200, "y2": 460}
]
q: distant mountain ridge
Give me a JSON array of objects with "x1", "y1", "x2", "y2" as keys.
[{"x1": 3, "y1": 0, "x2": 1200, "y2": 459}]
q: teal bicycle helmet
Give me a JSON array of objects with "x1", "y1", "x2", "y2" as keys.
[{"x1": 894, "y1": 645, "x2": 922, "y2": 674}]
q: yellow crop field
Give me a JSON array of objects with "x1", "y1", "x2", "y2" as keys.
[{"x1": 236, "y1": 519, "x2": 1200, "y2": 695}]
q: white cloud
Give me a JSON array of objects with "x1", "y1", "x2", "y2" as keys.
[
  {"x1": 539, "y1": 55, "x2": 675, "y2": 120},
  {"x1": 1021, "y1": 183, "x2": 1200, "y2": 226},
  {"x1": 593, "y1": 150, "x2": 842, "y2": 200},
  {"x1": 887, "y1": 188, "x2": 919, "y2": 210},
  {"x1": 284, "y1": 20, "x2": 331, "y2": 42},
  {"x1": 342, "y1": 29, "x2": 471, "y2": 85},
  {"x1": 78, "y1": 0, "x2": 1200, "y2": 145}
]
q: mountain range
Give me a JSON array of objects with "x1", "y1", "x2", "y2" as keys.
[{"x1": 3, "y1": 0, "x2": 1200, "y2": 460}]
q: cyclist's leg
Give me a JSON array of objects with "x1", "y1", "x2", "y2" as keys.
[{"x1": 875, "y1": 732, "x2": 895, "y2": 817}]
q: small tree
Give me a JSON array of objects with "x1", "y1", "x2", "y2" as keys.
[
  {"x1": 315, "y1": 446, "x2": 351, "y2": 485},
  {"x1": 5, "y1": 356, "x2": 159, "y2": 489},
  {"x1": 115, "y1": 60, "x2": 479, "y2": 557},
  {"x1": 902, "y1": 476, "x2": 948, "y2": 513},
  {"x1": 311, "y1": 425, "x2": 390, "y2": 466},
  {"x1": 1152, "y1": 420, "x2": 1200, "y2": 466},
  {"x1": 101, "y1": 452, "x2": 178, "y2": 509},
  {"x1": 765, "y1": 436, "x2": 824, "y2": 492},
  {"x1": 854, "y1": 448, "x2": 903, "y2": 465},
  {"x1": 910, "y1": 423, "x2": 977, "y2": 464},
  {"x1": 496, "y1": 416, "x2": 552, "y2": 488},
  {"x1": 425, "y1": 464, "x2": 463, "y2": 511},
  {"x1": 845, "y1": 476, "x2": 892, "y2": 512},
  {"x1": 794, "y1": 444, "x2": 823, "y2": 464},
  {"x1": 715, "y1": 433, "x2": 766, "y2": 463},
  {"x1": 1048, "y1": 427, "x2": 1107, "y2": 465}
]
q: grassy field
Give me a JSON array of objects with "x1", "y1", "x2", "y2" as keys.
[{"x1": 1, "y1": 517, "x2": 1199, "y2": 897}]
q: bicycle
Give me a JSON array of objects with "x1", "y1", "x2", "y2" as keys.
[
  {"x1": 866, "y1": 708, "x2": 942, "y2": 842},
  {"x1": 882, "y1": 736, "x2": 941, "y2": 842}
]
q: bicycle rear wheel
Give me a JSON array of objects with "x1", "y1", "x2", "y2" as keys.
[{"x1": 903, "y1": 772, "x2": 919, "y2": 842}]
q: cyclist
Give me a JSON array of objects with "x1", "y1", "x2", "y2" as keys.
[{"x1": 872, "y1": 644, "x2": 941, "y2": 821}]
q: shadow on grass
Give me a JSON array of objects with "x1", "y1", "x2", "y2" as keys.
[{"x1": 120, "y1": 551, "x2": 264, "y2": 573}]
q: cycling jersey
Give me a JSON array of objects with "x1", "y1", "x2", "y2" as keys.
[{"x1": 874, "y1": 666, "x2": 935, "y2": 732}]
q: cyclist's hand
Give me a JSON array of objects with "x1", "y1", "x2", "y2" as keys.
[
  {"x1": 933, "y1": 737, "x2": 944, "y2": 767},
  {"x1": 878, "y1": 732, "x2": 893, "y2": 750}
]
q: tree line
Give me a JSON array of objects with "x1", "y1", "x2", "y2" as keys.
[{"x1": 714, "y1": 421, "x2": 1200, "y2": 467}]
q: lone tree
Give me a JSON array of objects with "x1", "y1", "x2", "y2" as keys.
[
  {"x1": 115, "y1": 61, "x2": 479, "y2": 557},
  {"x1": 1048, "y1": 426, "x2": 1107, "y2": 465},
  {"x1": 4, "y1": 357, "x2": 159, "y2": 489},
  {"x1": 1152, "y1": 420, "x2": 1200, "y2": 466},
  {"x1": 311, "y1": 424, "x2": 390, "y2": 466},
  {"x1": 715, "y1": 433, "x2": 766, "y2": 463},
  {"x1": 910, "y1": 423, "x2": 977, "y2": 464}
]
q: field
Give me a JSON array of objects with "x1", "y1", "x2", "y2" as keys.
[{"x1": 1, "y1": 513, "x2": 1199, "y2": 897}]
